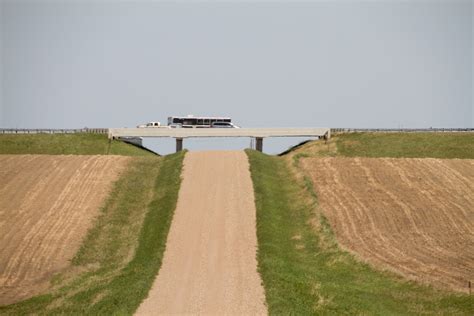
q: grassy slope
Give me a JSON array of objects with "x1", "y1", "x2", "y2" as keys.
[
  {"x1": 336, "y1": 132, "x2": 474, "y2": 159},
  {"x1": 0, "y1": 133, "x2": 156, "y2": 156},
  {"x1": 285, "y1": 132, "x2": 474, "y2": 159},
  {"x1": 247, "y1": 149, "x2": 473, "y2": 315},
  {"x1": 0, "y1": 152, "x2": 185, "y2": 315}
]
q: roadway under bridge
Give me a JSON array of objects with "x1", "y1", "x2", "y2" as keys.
[{"x1": 108, "y1": 128, "x2": 331, "y2": 152}]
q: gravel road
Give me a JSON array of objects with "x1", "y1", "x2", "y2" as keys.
[{"x1": 136, "y1": 151, "x2": 267, "y2": 315}]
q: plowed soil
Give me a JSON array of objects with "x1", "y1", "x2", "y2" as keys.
[
  {"x1": 136, "y1": 151, "x2": 266, "y2": 315},
  {"x1": 0, "y1": 155, "x2": 130, "y2": 305},
  {"x1": 301, "y1": 157, "x2": 474, "y2": 292}
]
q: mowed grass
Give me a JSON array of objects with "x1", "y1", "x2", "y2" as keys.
[
  {"x1": 286, "y1": 132, "x2": 474, "y2": 159},
  {"x1": 247, "y1": 149, "x2": 474, "y2": 315},
  {"x1": 0, "y1": 151, "x2": 185, "y2": 315},
  {"x1": 0, "y1": 133, "x2": 156, "y2": 156},
  {"x1": 337, "y1": 132, "x2": 474, "y2": 158}
]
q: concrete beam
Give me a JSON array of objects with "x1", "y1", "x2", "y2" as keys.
[{"x1": 108, "y1": 127, "x2": 330, "y2": 139}]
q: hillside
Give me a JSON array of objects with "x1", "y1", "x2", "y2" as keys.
[
  {"x1": 302, "y1": 157, "x2": 473, "y2": 292},
  {"x1": 0, "y1": 152, "x2": 185, "y2": 314},
  {"x1": 0, "y1": 155, "x2": 131, "y2": 305},
  {"x1": 251, "y1": 133, "x2": 474, "y2": 313},
  {"x1": 0, "y1": 134, "x2": 183, "y2": 314},
  {"x1": 293, "y1": 133, "x2": 474, "y2": 292},
  {"x1": 0, "y1": 133, "x2": 156, "y2": 156},
  {"x1": 247, "y1": 150, "x2": 473, "y2": 314},
  {"x1": 290, "y1": 133, "x2": 474, "y2": 294}
]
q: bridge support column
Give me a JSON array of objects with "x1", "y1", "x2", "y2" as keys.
[
  {"x1": 256, "y1": 137, "x2": 263, "y2": 152},
  {"x1": 176, "y1": 138, "x2": 183, "y2": 152}
]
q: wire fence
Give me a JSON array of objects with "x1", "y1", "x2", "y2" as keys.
[
  {"x1": 0, "y1": 128, "x2": 108, "y2": 134},
  {"x1": 331, "y1": 128, "x2": 474, "y2": 133}
]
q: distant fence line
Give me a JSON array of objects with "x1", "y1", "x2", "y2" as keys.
[
  {"x1": 331, "y1": 128, "x2": 474, "y2": 133},
  {"x1": 0, "y1": 128, "x2": 108, "y2": 134}
]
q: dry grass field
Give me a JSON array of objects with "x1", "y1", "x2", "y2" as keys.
[
  {"x1": 0, "y1": 155, "x2": 130, "y2": 305},
  {"x1": 301, "y1": 157, "x2": 474, "y2": 292}
]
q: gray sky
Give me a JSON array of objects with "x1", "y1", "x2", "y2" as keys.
[{"x1": 1, "y1": 0, "x2": 472, "y2": 154}]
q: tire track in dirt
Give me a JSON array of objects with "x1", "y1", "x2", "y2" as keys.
[
  {"x1": 358, "y1": 159, "x2": 459, "y2": 283},
  {"x1": 0, "y1": 156, "x2": 50, "y2": 224},
  {"x1": 0, "y1": 156, "x2": 70, "y2": 283},
  {"x1": 2, "y1": 156, "x2": 82, "y2": 284},
  {"x1": 301, "y1": 157, "x2": 474, "y2": 292},
  {"x1": 25, "y1": 156, "x2": 106, "y2": 281},
  {"x1": 135, "y1": 151, "x2": 266, "y2": 315},
  {"x1": 322, "y1": 159, "x2": 414, "y2": 276},
  {"x1": 0, "y1": 155, "x2": 131, "y2": 305}
]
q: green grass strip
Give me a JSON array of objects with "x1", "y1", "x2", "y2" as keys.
[
  {"x1": 0, "y1": 133, "x2": 156, "y2": 156},
  {"x1": 336, "y1": 132, "x2": 474, "y2": 159},
  {"x1": 0, "y1": 151, "x2": 185, "y2": 315},
  {"x1": 246, "y1": 149, "x2": 473, "y2": 315}
]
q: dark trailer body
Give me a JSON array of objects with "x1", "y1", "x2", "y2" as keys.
[{"x1": 167, "y1": 116, "x2": 231, "y2": 127}]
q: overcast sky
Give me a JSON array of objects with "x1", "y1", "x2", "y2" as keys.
[{"x1": 0, "y1": 0, "x2": 472, "y2": 154}]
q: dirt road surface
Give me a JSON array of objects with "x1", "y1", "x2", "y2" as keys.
[
  {"x1": 301, "y1": 157, "x2": 474, "y2": 292},
  {"x1": 0, "y1": 155, "x2": 130, "y2": 305},
  {"x1": 136, "y1": 151, "x2": 267, "y2": 315}
]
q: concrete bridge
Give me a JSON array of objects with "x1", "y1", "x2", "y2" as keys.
[{"x1": 108, "y1": 127, "x2": 331, "y2": 152}]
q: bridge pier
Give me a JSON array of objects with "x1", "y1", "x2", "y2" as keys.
[
  {"x1": 176, "y1": 138, "x2": 183, "y2": 152},
  {"x1": 255, "y1": 137, "x2": 263, "y2": 152}
]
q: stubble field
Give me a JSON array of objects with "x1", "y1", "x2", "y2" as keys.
[
  {"x1": 0, "y1": 155, "x2": 130, "y2": 305},
  {"x1": 301, "y1": 157, "x2": 474, "y2": 292}
]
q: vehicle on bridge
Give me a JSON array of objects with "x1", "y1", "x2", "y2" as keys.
[
  {"x1": 137, "y1": 121, "x2": 167, "y2": 128},
  {"x1": 167, "y1": 115, "x2": 239, "y2": 128},
  {"x1": 211, "y1": 121, "x2": 240, "y2": 128}
]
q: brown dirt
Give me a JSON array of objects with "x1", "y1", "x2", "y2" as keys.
[
  {"x1": 301, "y1": 157, "x2": 474, "y2": 292},
  {"x1": 0, "y1": 155, "x2": 131, "y2": 305},
  {"x1": 135, "y1": 151, "x2": 267, "y2": 315}
]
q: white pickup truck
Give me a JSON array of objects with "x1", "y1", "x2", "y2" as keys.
[{"x1": 137, "y1": 121, "x2": 170, "y2": 128}]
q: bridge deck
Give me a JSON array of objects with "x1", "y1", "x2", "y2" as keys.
[{"x1": 108, "y1": 127, "x2": 330, "y2": 139}]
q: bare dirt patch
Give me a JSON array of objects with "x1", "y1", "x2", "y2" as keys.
[
  {"x1": 136, "y1": 151, "x2": 267, "y2": 315},
  {"x1": 0, "y1": 155, "x2": 131, "y2": 305},
  {"x1": 301, "y1": 157, "x2": 474, "y2": 292}
]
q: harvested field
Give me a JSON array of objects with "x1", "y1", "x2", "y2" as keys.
[
  {"x1": 301, "y1": 157, "x2": 474, "y2": 292},
  {"x1": 0, "y1": 155, "x2": 131, "y2": 305}
]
